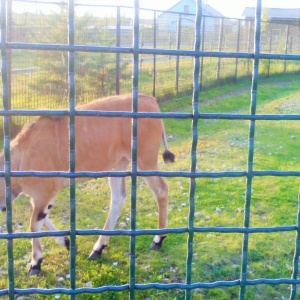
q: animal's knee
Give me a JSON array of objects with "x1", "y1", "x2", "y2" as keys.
[
  {"x1": 156, "y1": 177, "x2": 168, "y2": 199},
  {"x1": 146, "y1": 176, "x2": 169, "y2": 201},
  {"x1": 30, "y1": 206, "x2": 49, "y2": 231},
  {"x1": 37, "y1": 211, "x2": 47, "y2": 221}
]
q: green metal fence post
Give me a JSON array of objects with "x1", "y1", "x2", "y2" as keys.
[
  {"x1": 1, "y1": 1, "x2": 15, "y2": 299},
  {"x1": 130, "y1": 0, "x2": 140, "y2": 298},
  {"x1": 185, "y1": 1, "x2": 202, "y2": 299},
  {"x1": 240, "y1": 1, "x2": 262, "y2": 299},
  {"x1": 68, "y1": 0, "x2": 77, "y2": 298},
  {"x1": 289, "y1": 189, "x2": 300, "y2": 300}
]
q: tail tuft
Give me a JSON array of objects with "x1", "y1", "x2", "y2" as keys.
[{"x1": 162, "y1": 150, "x2": 175, "y2": 163}]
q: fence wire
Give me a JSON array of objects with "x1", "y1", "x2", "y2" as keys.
[
  {"x1": 1, "y1": 0, "x2": 300, "y2": 123},
  {"x1": 1, "y1": 0, "x2": 300, "y2": 299}
]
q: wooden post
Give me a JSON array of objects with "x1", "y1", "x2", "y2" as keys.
[
  {"x1": 139, "y1": 30, "x2": 143, "y2": 70},
  {"x1": 7, "y1": 0, "x2": 12, "y2": 109},
  {"x1": 284, "y1": 24, "x2": 290, "y2": 73},
  {"x1": 168, "y1": 31, "x2": 172, "y2": 67},
  {"x1": 200, "y1": 15, "x2": 205, "y2": 91},
  {"x1": 115, "y1": 6, "x2": 120, "y2": 95},
  {"x1": 267, "y1": 32, "x2": 272, "y2": 77},
  {"x1": 152, "y1": 10, "x2": 157, "y2": 97},
  {"x1": 216, "y1": 18, "x2": 224, "y2": 81},
  {"x1": 235, "y1": 19, "x2": 241, "y2": 82},
  {"x1": 246, "y1": 20, "x2": 252, "y2": 75},
  {"x1": 175, "y1": 14, "x2": 182, "y2": 94}
]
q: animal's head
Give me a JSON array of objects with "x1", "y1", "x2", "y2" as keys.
[{"x1": 0, "y1": 150, "x2": 22, "y2": 212}]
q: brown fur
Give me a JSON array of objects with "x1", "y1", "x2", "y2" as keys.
[{"x1": 0, "y1": 93, "x2": 175, "y2": 275}]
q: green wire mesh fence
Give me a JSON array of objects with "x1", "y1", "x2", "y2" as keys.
[{"x1": 1, "y1": 0, "x2": 300, "y2": 299}]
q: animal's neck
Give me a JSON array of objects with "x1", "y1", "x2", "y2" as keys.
[
  {"x1": 10, "y1": 144, "x2": 21, "y2": 171},
  {"x1": 0, "y1": 144, "x2": 23, "y2": 198}
]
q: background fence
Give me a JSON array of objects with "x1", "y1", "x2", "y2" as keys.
[
  {"x1": 2, "y1": 0, "x2": 300, "y2": 299},
  {"x1": 1, "y1": 1, "x2": 300, "y2": 119}
]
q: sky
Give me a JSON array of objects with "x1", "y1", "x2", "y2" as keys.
[
  {"x1": 11, "y1": 0, "x2": 300, "y2": 19},
  {"x1": 73, "y1": 0, "x2": 300, "y2": 18},
  {"x1": 138, "y1": 0, "x2": 300, "y2": 18},
  {"x1": 208, "y1": 0, "x2": 300, "y2": 17}
]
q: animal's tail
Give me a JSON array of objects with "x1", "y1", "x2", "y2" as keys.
[{"x1": 161, "y1": 122, "x2": 175, "y2": 163}]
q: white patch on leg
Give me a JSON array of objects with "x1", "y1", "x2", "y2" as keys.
[
  {"x1": 153, "y1": 235, "x2": 161, "y2": 244},
  {"x1": 93, "y1": 240, "x2": 104, "y2": 252},
  {"x1": 31, "y1": 239, "x2": 43, "y2": 265},
  {"x1": 55, "y1": 236, "x2": 67, "y2": 246},
  {"x1": 44, "y1": 216, "x2": 66, "y2": 246}
]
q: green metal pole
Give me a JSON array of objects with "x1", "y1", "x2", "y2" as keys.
[
  {"x1": 1, "y1": 1, "x2": 14, "y2": 299},
  {"x1": 289, "y1": 189, "x2": 300, "y2": 299},
  {"x1": 239, "y1": 1, "x2": 262, "y2": 299},
  {"x1": 130, "y1": 0, "x2": 140, "y2": 298},
  {"x1": 185, "y1": 1, "x2": 202, "y2": 299},
  {"x1": 68, "y1": 0, "x2": 76, "y2": 299}
]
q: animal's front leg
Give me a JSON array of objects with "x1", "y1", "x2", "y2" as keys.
[{"x1": 28, "y1": 202, "x2": 50, "y2": 276}]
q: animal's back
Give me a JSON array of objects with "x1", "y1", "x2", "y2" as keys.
[
  {"x1": 77, "y1": 93, "x2": 160, "y2": 113},
  {"x1": 75, "y1": 94, "x2": 163, "y2": 171},
  {"x1": 14, "y1": 94, "x2": 164, "y2": 174}
]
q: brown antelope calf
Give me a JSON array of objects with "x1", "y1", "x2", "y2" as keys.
[{"x1": 0, "y1": 94, "x2": 175, "y2": 275}]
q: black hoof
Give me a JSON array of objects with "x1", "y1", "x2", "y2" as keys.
[
  {"x1": 28, "y1": 258, "x2": 43, "y2": 276},
  {"x1": 149, "y1": 236, "x2": 166, "y2": 250},
  {"x1": 64, "y1": 237, "x2": 78, "y2": 253},
  {"x1": 64, "y1": 237, "x2": 70, "y2": 251},
  {"x1": 88, "y1": 245, "x2": 106, "y2": 260},
  {"x1": 88, "y1": 251, "x2": 101, "y2": 260},
  {"x1": 28, "y1": 267, "x2": 41, "y2": 276}
]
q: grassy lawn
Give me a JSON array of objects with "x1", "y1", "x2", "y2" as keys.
[{"x1": 0, "y1": 73, "x2": 300, "y2": 299}]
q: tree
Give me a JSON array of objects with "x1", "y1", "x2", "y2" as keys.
[{"x1": 27, "y1": 11, "x2": 129, "y2": 105}]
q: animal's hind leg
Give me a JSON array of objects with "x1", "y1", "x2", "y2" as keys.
[
  {"x1": 43, "y1": 202, "x2": 70, "y2": 250},
  {"x1": 88, "y1": 158, "x2": 129, "y2": 260},
  {"x1": 144, "y1": 176, "x2": 169, "y2": 250},
  {"x1": 28, "y1": 198, "x2": 53, "y2": 275}
]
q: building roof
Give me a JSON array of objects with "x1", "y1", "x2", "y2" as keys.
[
  {"x1": 242, "y1": 7, "x2": 300, "y2": 20},
  {"x1": 165, "y1": 0, "x2": 223, "y2": 17},
  {"x1": 203, "y1": 3, "x2": 224, "y2": 17}
]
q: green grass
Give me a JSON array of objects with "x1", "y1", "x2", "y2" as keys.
[{"x1": 1, "y1": 73, "x2": 300, "y2": 299}]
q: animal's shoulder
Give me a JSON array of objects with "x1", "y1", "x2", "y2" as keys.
[
  {"x1": 14, "y1": 116, "x2": 65, "y2": 144},
  {"x1": 14, "y1": 119, "x2": 38, "y2": 144}
]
